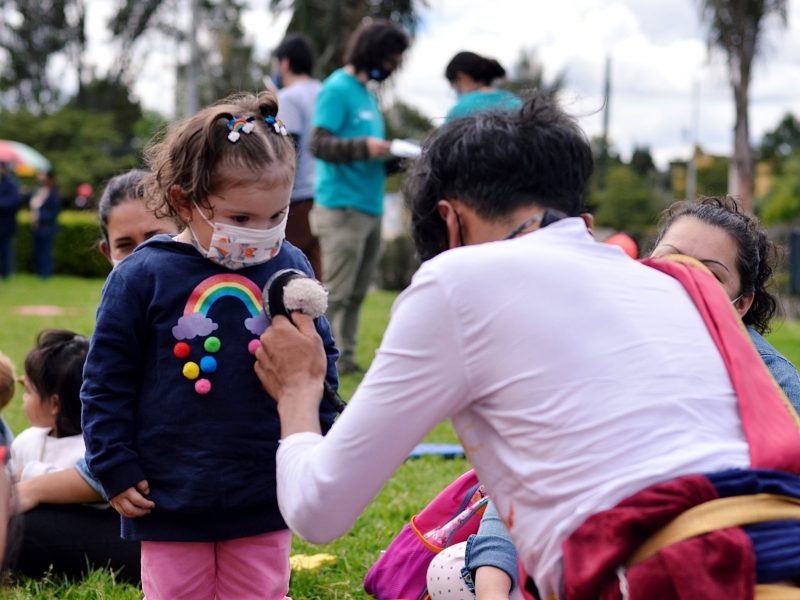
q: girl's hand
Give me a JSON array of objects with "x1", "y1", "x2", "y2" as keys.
[{"x1": 110, "y1": 479, "x2": 155, "y2": 518}]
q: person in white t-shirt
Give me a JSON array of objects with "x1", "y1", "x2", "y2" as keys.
[
  {"x1": 253, "y1": 94, "x2": 755, "y2": 599},
  {"x1": 10, "y1": 330, "x2": 88, "y2": 482},
  {"x1": 274, "y1": 34, "x2": 324, "y2": 279}
]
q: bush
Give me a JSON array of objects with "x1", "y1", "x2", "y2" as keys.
[
  {"x1": 377, "y1": 235, "x2": 419, "y2": 291},
  {"x1": 15, "y1": 211, "x2": 111, "y2": 278}
]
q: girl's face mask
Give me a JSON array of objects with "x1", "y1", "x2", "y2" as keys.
[{"x1": 189, "y1": 202, "x2": 288, "y2": 270}]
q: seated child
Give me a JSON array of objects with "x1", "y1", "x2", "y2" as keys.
[
  {"x1": 0, "y1": 352, "x2": 16, "y2": 448},
  {"x1": 9, "y1": 331, "x2": 88, "y2": 482}
]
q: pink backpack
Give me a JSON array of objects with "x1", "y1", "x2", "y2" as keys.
[{"x1": 364, "y1": 470, "x2": 488, "y2": 600}]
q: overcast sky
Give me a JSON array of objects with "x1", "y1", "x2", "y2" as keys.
[{"x1": 84, "y1": 0, "x2": 800, "y2": 168}]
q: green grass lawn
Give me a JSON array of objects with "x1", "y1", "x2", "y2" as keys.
[
  {"x1": 4, "y1": 274, "x2": 800, "y2": 599},
  {"x1": 0, "y1": 274, "x2": 460, "y2": 599}
]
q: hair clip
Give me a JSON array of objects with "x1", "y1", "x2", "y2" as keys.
[
  {"x1": 227, "y1": 116, "x2": 256, "y2": 142},
  {"x1": 265, "y1": 116, "x2": 288, "y2": 136}
]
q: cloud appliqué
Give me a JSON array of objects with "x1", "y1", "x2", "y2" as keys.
[
  {"x1": 172, "y1": 313, "x2": 219, "y2": 340},
  {"x1": 244, "y1": 312, "x2": 270, "y2": 336}
]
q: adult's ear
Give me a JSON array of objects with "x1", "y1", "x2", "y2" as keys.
[
  {"x1": 437, "y1": 200, "x2": 462, "y2": 250},
  {"x1": 736, "y1": 293, "x2": 755, "y2": 320},
  {"x1": 580, "y1": 213, "x2": 594, "y2": 235},
  {"x1": 99, "y1": 240, "x2": 112, "y2": 264}
]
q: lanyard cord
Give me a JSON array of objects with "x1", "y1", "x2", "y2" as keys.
[{"x1": 503, "y1": 213, "x2": 544, "y2": 241}]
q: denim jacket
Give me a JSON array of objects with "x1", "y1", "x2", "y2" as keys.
[
  {"x1": 462, "y1": 500, "x2": 519, "y2": 593},
  {"x1": 748, "y1": 326, "x2": 800, "y2": 415}
]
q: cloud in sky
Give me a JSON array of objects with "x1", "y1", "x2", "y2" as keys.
[{"x1": 82, "y1": 0, "x2": 800, "y2": 167}]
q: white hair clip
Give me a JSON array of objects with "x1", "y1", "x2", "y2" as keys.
[{"x1": 227, "y1": 116, "x2": 256, "y2": 143}]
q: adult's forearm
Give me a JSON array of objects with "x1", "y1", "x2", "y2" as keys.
[
  {"x1": 308, "y1": 128, "x2": 370, "y2": 163},
  {"x1": 16, "y1": 468, "x2": 103, "y2": 513}
]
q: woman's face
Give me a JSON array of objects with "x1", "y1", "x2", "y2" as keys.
[
  {"x1": 651, "y1": 216, "x2": 753, "y2": 318},
  {"x1": 100, "y1": 199, "x2": 180, "y2": 265}
]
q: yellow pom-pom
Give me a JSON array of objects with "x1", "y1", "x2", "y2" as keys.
[{"x1": 183, "y1": 361, "x2": 200, "y2": 380}]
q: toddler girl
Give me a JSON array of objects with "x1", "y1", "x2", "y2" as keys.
[
  {"x1": 9, "y1": 330, "x2": 88, "y2": 481},
  {"x1": 81, "y1": 92, "x2": 339, "y2": 600}
]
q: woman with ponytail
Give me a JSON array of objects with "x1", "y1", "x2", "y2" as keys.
[
  {"x1": 651, "y1": 195, "x2": 800, "y2": 411},
  {"x1": 445, "y1": 51, "x2": 522, "y2": 122}
]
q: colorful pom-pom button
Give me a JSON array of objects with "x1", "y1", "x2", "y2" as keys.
[
  {"x1": 183, "y1": 361, "x2": 200, "y2": 380},
  {"x1": 204, "y1": 336, "x2": 221, "y2": 353},
  {"x1": 174, "y1": 342, "x2": 190, "y2": 359},
  {"x1": 195, "y1": 379, "x2": 212, "y2": 394},
  {"x1": 248, "y1": 339, "x2": 261, "y2": 355},
  {"x1": 200, "y1": 356, "x2": 217, "y2": 373}
]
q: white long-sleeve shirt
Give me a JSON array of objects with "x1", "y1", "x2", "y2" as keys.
[
  {"x1": 277, "y1": 218, "x2": 750, "y2": 599},
  {"x1": 9, "y1": 426, "x2": 85, "y2": 481}
]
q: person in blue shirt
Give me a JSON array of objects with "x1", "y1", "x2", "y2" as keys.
[
  {"x1": 308, "y1": 21, "x2": 409, "y2": 373},
  {"x1": 651, "y1": 195, "x2": 800, "y2": 412},
  {"x1": 29, "y1": 170, "x2": 61, "y2": 279},
  {"x1": 81, "y1": 92, "x2": 339, "y2": 598},
  {"x1": 0, "y1": 162, "x2": 21, "y2": 279},
  {"x1": 445, "y1": 51, "x2": 522, "y2": 123}
]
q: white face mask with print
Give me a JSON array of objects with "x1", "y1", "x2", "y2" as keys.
[{"x1": 189, "y1": 202, "x2": 287, "y2": 270}]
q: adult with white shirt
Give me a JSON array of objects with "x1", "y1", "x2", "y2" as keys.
[
  {"x1": 255, "y1": 94, "x2": 800, "y2": 599},
  {"x1": 275, "y1": 34, "x2": 324, "y2": 278}
]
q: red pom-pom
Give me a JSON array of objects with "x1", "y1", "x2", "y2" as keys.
[
  {"x1": 174, "y1": 342, "x2": 191, "y2": 359},
  {"x1": 248, "y1": 339, "x2": 261, "y2": 355},
  {"x1": 195, "y1": 379, "x2": 212, "y2": 395}
]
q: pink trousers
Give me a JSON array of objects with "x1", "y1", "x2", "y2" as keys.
[{"x1": 141, "y1": 529, "x2": 292, "y2": 600}]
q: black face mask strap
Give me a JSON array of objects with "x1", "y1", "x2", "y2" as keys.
[
  {"x1": 454, "y1": 210, "x2": 466, "y2": 247},
  {"x1": 504, "y1": 213, "x2": 544, "y2": 241}
]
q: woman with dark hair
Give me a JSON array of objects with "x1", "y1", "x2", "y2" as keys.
[
  {"x1": 308, "y1": 20, "x2": 409, "y2": 373},
  {"x1": 445, "y1": 51, "x2": 522, "y2": 122},
  {"x1": 651, "y1": 195, "x2": 800, "y2": 411},
  {"x1": 256, "y1": 93, "x2": 800, "y2": 598}
]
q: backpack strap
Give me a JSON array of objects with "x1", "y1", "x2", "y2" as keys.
[{"x1": 642, "y1": 255, "x2": 800, "y2": 473}]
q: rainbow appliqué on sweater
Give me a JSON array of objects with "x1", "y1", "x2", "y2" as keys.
[{"x1": 171, "y1": 274, "x2": 268, "y2": 395}]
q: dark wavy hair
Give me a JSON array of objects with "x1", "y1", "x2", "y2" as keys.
[
  {"x1": 405, "y1": 91, "x2": 593, "y2": 261},
  {"x1": 653, "y1": 196, "x2": 779, "y2": 334},
  {"x1": 24, "y1": 330, "x2": 89, "y2": 437}
]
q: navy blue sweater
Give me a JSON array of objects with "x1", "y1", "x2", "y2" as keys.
[{"x1": 81, "y1": 236, "x2": 339, "y2": 542}]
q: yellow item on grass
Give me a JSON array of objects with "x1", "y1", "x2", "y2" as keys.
[{"x1": 289, "y1": 553, "x2": 337, "y2": 573}]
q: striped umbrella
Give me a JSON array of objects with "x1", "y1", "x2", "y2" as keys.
[{"x1": 0, "y1": 140, "x2": 51, "y2": 177}]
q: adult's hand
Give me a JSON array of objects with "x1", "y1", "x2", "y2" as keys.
[
  {"x1": 366, "y1": 137, "x2": 391, "y2": 158},
  {"x1": 255, "y1": 312, "x2": 326, "y2": 438}
]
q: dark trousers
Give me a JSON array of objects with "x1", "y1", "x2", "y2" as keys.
[
  {"x1": 10, "y1": 504, "x2": 141, "y2": 583},
  {"x1": 33, "y1": 230, "x2": 54, "y2": 279},
  {"x1": 286, "y1": 199, "x2": 322, "y2": 279},
  {"x1": 0, "y1": 234, "x2": 13, "y2": 278}
]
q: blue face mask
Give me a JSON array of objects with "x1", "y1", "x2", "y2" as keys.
[
  {"x1": 369, "y1": 66, "x2": 392, "y2": 82},
  {"x1": 271, "y1": 69, "x2": 282, "y2": 90}
]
